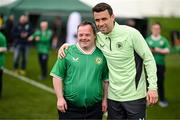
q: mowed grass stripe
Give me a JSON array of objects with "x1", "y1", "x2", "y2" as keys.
[
  {"x1": 3, "y1": 68, "x2": 55, "y2": 94},
  {"x1": 0, "y1": 73, "x2": 58, "y2": 119}
]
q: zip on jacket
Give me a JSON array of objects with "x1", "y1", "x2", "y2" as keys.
[{"x1": 106, "y1": 37, "x2": 112, "y2": 51}]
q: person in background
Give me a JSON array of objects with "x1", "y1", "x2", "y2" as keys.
[
  {"x1": 29, "y1": 21, "x2": 52, "y2": 80},
  {"x1": 50, "y1": 21, "x2": 109, "y2": 119},
  {"x1": 0, "y1": 14, "x2": 4, "y2": 29},
  {"x1": 0, "y1": 32, "x2": 7, "y2": 98},
  {"x1": 146, "y1": 22, "x2": 170, "y2": 107},
  {"x1": 4, "y1": 15, "x2": 14, "y2": 49},
  {"x1": 12, "y1": 15, "x2": 33, "y2": 75},
  {"x1": 51, "y1": 16, "x2": 62, "y2": 49}
]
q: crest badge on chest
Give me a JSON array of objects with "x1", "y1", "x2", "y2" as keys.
[
  {"x1": 95, "y1": 57, "x2": 102, "y2": 64},
  {"x1": 116, "y1": 42, "x2": 123, "y2": 49}
]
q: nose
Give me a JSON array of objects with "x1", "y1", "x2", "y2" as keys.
[
  {"x1": 81, "y1": 35, "x2": 87, "y2": 40},
  {"x1": 98, "y1": 20, "x2": 104, "y2": 27}
]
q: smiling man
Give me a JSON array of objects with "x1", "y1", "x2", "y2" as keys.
[
  {"x1": 50, "y1": 21, "x2": 109, "y2": 119},
  {"x1": 93, "y1": 3, "x2": 158, "y2": 119}
]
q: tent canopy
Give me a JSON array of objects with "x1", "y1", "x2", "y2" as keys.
[
  {"x1": 1, "y1": 0, "x2": 180, "y2": 18},
  {"x1": 0, "y1": 0, "x2": 91, "y2": 15}
]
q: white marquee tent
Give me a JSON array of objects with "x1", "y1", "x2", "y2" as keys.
[
  {"x1": 80, "y1": 0, "x2": 180, "y2": 18},
  {"x1": 0, "y1": 0, "x2": 16, "y2": 6}
]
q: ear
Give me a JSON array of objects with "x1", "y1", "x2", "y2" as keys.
[{"x1": 111, "y1": 14, "x2": 115, "y2": 21}]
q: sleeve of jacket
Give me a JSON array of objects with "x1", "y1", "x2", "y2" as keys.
[{"x1": 131, "y1": 28, "x2": 157, "y2": 90}]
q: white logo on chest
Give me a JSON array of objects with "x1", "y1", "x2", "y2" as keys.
[
  {"x1": 160, "y1": 40, "x2": 164, "y2": 46},
  {"x1": 72, "y1": 57, "x2": 79, "y2": 62}
]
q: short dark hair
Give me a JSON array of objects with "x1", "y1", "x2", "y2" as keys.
[
  {"x1": 77, "y1": 21, "x2": 97, "y2": 35},
  {"x1": 152, "y1": 22, "x2": 161, "y2": 28},
  {"x1": 92, "y1": 2, "x2": 113, "y2": 16}
]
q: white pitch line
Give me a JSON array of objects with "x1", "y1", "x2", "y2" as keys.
[{"x1": 3, "y1": 68, "x2": 55, "y2": 94}]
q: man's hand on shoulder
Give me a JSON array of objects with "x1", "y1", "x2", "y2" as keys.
[{"x1": 58, "y1": 43, "x2": 70, "y2": 59}]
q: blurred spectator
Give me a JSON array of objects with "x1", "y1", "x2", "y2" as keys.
[
  {"x1": 12, "y1": 15, "x2": 33, "y2": 75},
  {"x1": 171, "y1": 31, "x2": 180, "y2": 47},
  {"x1": 4, "y1": 15, "x2": 15, "y2": 49},
  {"x1": 146, "y1": 22, "x2": 170, "y2": 107},
  {"x1": 0, "y1": 14, "x2": 4, "y2": 29},
  {"x1": 0, "y1": 32, "x2": 7, "y2": 98},
  {"x1": 126, "y1": 19, "x2": 136, "y2": 27},
  {"x1": 51, "y1": 16, "x2": 62, "y2": 48},
  {"x1": 29, "y1": 21, "x2": 52, "y2": 80}
]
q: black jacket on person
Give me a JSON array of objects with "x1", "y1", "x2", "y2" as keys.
[{"x1": 12, "y1": 22, "x2": 33, "y2": 46}]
